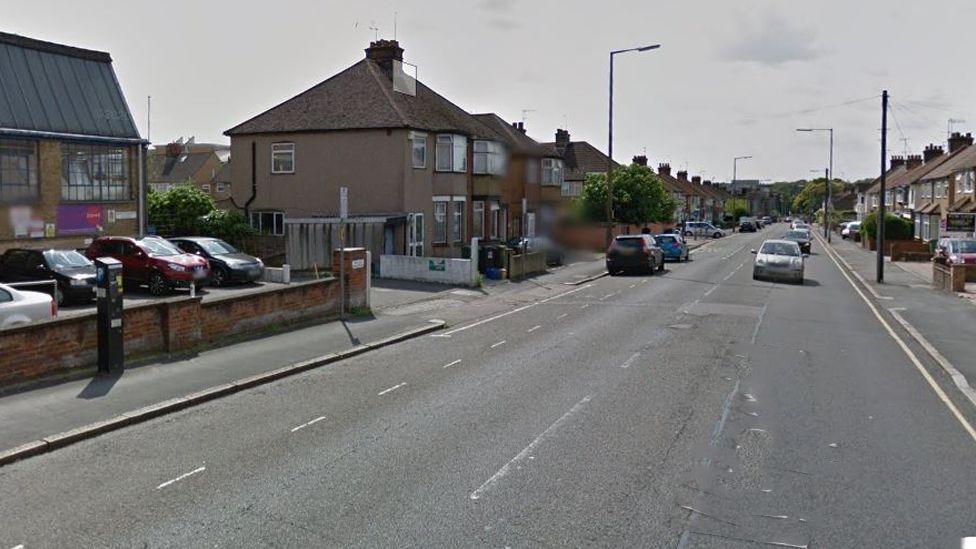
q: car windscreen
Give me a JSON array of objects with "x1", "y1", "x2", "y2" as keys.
[
  {"x1": 139, "y1": 239, "x2": 183, "y2": 257},
  {"x1": 656, "y1": 235, "x2": 676, "y2": 244},
  {"x1": 43, "y1": 250, "x2": 92, "y2": 269},
  {"x1": 951, "y1": 240, "x2": 976, "y2": 253},
  {"x1": 614, "y1": 238, "x2": 644, "y2": 249},
  {"x1": 785, "y1": 231, "x2": 810, "y2": 240},
  {"x1": 760, "y1": 242, "x2": 801, "y2": 256},
  {"x1": 199, "y1": 239, "x2": 238, "y2": 255}
]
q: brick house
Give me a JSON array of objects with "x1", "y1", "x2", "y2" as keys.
[
  {"x1": 914, "y1": 134, "x2": 976, "y2": 241},
  {"x1": 224, "y1": 39, "x2": 509, "y2": 259},
  {"x1": 149, "y1": 139, "x2": 231, "y2": 202},
  {"x1": 0, "y1": 31, "x2": 147, "y2": 254},
  {"x1": 539, "y1": 129, "x2": 613, "y2": 225}
]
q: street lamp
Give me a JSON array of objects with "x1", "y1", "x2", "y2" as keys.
[
  {"x1": 797, "y1": 128, "x2": 834, "y2": 241},
  {"x1": 606, "y1": 43, "x2": 660, "y2": 244},
  {"x1": 732, "y1": 155, "x2": 752, "y2": 185}
]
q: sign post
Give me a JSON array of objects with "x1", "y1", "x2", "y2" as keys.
[{"x1": 339, "y1": 187, "x2": 348, "y2": 320}]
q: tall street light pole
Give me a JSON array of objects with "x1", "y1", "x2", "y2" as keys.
[
  {"x1": 797, "y1": 128, "x2": 834, "y2": 241},
  {"x1": 732, "y1": 155, "x2": 752, "y2": 186},
  {"x1": 607, "y1": 43, "x2": 660, "y2": 246}
]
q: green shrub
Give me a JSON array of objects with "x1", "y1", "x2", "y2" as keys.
[{"x1": 861, "y1": 211, "x2": 913, "y2": 240}]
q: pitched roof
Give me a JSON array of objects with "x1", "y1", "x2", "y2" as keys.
[
  {"x1": 540, "y1": 140, "x2": 619, "y2": 181},
  {"x1": 865, "y1": 165, "x2": 908, "y2": 194},
  {"x1": 149, "y1": 151, "x2": 215, "y2": 184},
  {"x1": 0, "y1": 31, "x2": 141, "y2": 141},
  {"x1": 920, "y1": 145, "x2": 976, "y2": 182},
  {"x1": 225, "y1": 59, "x2": 496, "y2": 138},
  {"x1": 472, "y1": 114, "x2": 554, "y2": 157}
]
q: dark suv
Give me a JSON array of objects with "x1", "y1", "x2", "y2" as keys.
[
  {"x1": 606, "y1": 234, "x2": 665, "y2": 275},
  {"x1": 85, "y1": 236, "x2": 210, "y2": 295},
  {"x1": 0, "y1": 248, "x2": 96, "y2": 305}
]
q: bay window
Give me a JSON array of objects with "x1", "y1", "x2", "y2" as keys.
[
  {"x1": 61, "y1": 143, "x2": 130, "y2": 201},
  {"x1": 411, "y1": 132, "x2": 427, "y2": 169},
  {"x1": 436, "y1": 134, "x2": 467, "y2": 173},
  {"x1": 271, "y1": 143, "x2": 295, "y2": 174},
  {"x1": 474, "y1": 140, "x2": 505, "y2": 175},
  {"x1": 542, "y1": 158, "x2": 564, "y2": 185},
  {"x1": 0, "y1": 139, "x2": 38, "y2": 202}
]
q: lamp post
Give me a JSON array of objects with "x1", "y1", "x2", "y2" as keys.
[
  {"x1": 797, "y1": 128, "x2": 834, "y2": 241},
  {"x1": 732, "y1": 155, "x2": 752, "y2": 187},
  {"x1": 607, "y1": 43, "x2": 660, "y2": 245}
]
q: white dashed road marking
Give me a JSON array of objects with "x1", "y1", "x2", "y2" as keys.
[
  {"x1": 157, "y1": 466, "x2": 206, "y2": 490},
  {"x1": 619, "y1": 352, "x2": 641, "y2": 369},
  {"x1": 377, "y1": 382, "x2": 407, "y2": 396},
  {"x1": 442, "y1": 359, "x2": 462, "y2": 369},
  {"x1": 527, "y1": 325, "x2": 541, "y2": 333},
  {"x1": 490, "y1": 340, "x2": 507, "y2": 349},
  {"x1": 290, "y1": 416, "x2": 326, "y2": 433}
]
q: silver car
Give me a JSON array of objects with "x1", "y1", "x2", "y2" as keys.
[{"x1": 752, "y1": 239, "x2": 806, "y2": 284}]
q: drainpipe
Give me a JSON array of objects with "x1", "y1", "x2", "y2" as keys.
[
  {"x1": 138, "y1": 144, "x2": 146, "y2": 236},
  {"x1": 244, "y1": 141, "x2": 257, "y2": 219}
]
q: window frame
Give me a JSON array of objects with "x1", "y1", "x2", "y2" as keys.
[
  {"x1": 0, "y1": 139, "x2": 39, "y2": 202},
  {"x1": 472, "y1": 200, "x2": 485, "y2": 238},
  {"x1": 411, "y1": 132, "x2": 427, "y2": 169},
  {"x1": 271, "y1": 142, "x2": 295, "y2": 174},
  {"x1": 473, "y1": 140, "x2": 505, "y2": 175},
  {"x1": 249, "y1": 211, "x2": 285, "y2": 236},
  {"x1": 451, "y1": 198, "x2": 464, "y2": 243},
  {"x1": 60, "y1": 142, "x2": 131, "y2": 202},
  {"x1": 433, "y1": 201, "x2": 448, "y2": 243},
  {"x1": 435, "y1": 134, "x2": 467, "y2": 173}
]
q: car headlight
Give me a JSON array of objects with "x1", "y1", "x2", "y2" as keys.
[
  {"x1": 70, "y1": 278, "x2": 89, "y2": 287},
  {"x1": 949, "y1": 254, "x2": 960, "y2": 263},
  {"x1": 756, "y1": 258, "x2": 766, "y2": 265},
  {"x1": 168, "y1": 263, "x2": 187, "y2": 272}
]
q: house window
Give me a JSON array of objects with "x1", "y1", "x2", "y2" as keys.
[
  {"x1": 435, "y1": 134, "x2": 467, "y2": 173},
  {"x1": 202, "y1": 184, "x2": 211, "y2": 193},
  {"x1": 451, "y1": 200, "x2": 464, "y2": 242},
  {"x1": 250, "y1": 211, "x2": 284, "y2": 236},
  {"x1": 216, "y1": 183, "x2": 226, "y2": 193},
  {"x1": 526, "y1": 158, "x2": 540, "y2": 184},
  {"x1": 61, "y1": 143, "x2": 130, "y2": 201},
  {"x1": 542, "y1": 158, "x2": 564, "y2": 185},
  {"x1": 433, "y1": 201, "x2": 448, "y2": 243},
  {"x1": 411, "y1": 132, "x2": 427, "y2": 169},
  {"x1": 473, "y1": 140, "x2": 505, "y2": 175},
  {"x1": 472, "y1": 201, "x2": 485, "y2": 238},
  {"x1": 0, "y1": 139, "x2": 38, "y2": 202},
  {"x1": 271, "y1": 143, "x2": 295, "y2": 174},
  {"x1": 489, "y1": 202, "x2": 499, "y2": 239}
]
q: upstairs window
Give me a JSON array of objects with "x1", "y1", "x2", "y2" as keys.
[
  {"x1": 61, "y1": 143, "x2": 130, "y2": 201},
  {"x1": 542, "y1": 158, "x2": 564, "y2": 185},
  {"x1": 473, "y1": 140, "x2": 505, "y2": 175},
  {"x1": 271, "y1": 143, "x2": 295, "y2": 174},
  {"x1": 0, "y1": 139, "x2": 38, "y2": 202},
  {"x1": 436, "y1": 134, "x2": 467, "y2": 173},
  {"x1": 411, "y1": 132, "x2": 427, "y2": 169}
]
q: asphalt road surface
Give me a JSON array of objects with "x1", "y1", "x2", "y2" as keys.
[{"x1": 3, "y1": 225, "x2": 976, "y2": 548}]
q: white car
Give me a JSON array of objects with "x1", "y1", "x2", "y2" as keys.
[
  {"x1": 841, "y1": 222, "x2": 860, "y2": 239},
  {"x1": 0, "y1": 282, "x2": 55, "y2": 329},
  {"x1": 752, "y1": 239, "x2": 806, "y2": 284}
]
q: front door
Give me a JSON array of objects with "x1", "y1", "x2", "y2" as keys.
[
  {"x1": 408, "y1": 213, "x2": 424, "y2": 257},
  {"x1": 384, "y1": 226, "x2": 395, "y2": 255}
]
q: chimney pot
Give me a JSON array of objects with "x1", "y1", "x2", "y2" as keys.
[
  {"x1": 890, "y1": 155, "x2": 906, "y2": 169},
  {"x1": 632, "y1": 155, "x2": 648, "y2": 167},
  {"x1": 949, "y1": 131, "x2": 974, "y2": 153},
  {"x1": 676, "y1": 170, "x2": 688, "y2": 181},
  {"x1": 555, "y1": 129, "x2": 570, "y2": 154},
  {"x1": 365, "y1": 39, "x2": 404, "y2": 70},
  {"x1": 656, "y1": 162, "x2": 671, "y2": 176},
  {"x1": 905, "y1": 154, "x2": 923, "y2": 170},
  {"x1": 692, "y1": 176, "x2": 702, "y2": 185},
  {"x1": 923, "y1": 144, "x2": 944, "y2": 163}
]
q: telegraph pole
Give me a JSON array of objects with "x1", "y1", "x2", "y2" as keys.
[{"x1": 877, "y1": 90, "x2": 888, "y2": 283}]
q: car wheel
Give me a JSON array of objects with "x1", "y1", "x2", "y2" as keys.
[
  {"x1": 55, "y1": 285, "x2": 64, "y2": 307},
  {"x1": 713, "y1": 232, "x2": 722, "y2": 238},
  {"x1": 148, "y1": 272, "x2": 168, "y2": 296},
  {"x1": 657, "y1": 258, "x2": 665, "y2": 272},
  {"x1": 212, "y1": 266, "x2": 228, "y2": 287},
  {"x1": 648, "y1": 259, "x2": 656, "y2": 275}
]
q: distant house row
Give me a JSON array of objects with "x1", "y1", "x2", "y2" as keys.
[{"x1": 862, "y1": 132, "x2": 976, "y2": 240}]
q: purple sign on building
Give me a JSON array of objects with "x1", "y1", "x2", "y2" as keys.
[{"x1": 57, "y1": 205, "x2": 104, "y2": 235}]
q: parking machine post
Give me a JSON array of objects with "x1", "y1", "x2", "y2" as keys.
[{"x1": 94, "y1": 257, "x2": 124, "y2": 374}]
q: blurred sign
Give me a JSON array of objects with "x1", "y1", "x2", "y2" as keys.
[
  {"x1": 57, "y1": 205, "x2": 103, "y2": 235},
  {"x1": 339, "y1": 187, "x2": 348, "y2": 219},
  {"x1": 428, "y1": 259, "x2": 446, "y2": 272},
  {"x1": 352, "y1": 258, "x2": 365, "y2": 269},
  {"x1": 946, "y1": 213, "x2": 976, "y2": 233},
  {"x1": 8, "y1": 205, "x2": 31, "y2": 237},
  {"x1": 115, "y1": 210, "x2": 137, "y2": 220}
]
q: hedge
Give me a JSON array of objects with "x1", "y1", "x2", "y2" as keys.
[{"x1": 861, "y1": 211, "x2": 913, "y2": 240}]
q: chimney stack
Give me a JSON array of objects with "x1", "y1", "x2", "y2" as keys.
[
  {"x1": 657, "y1": 163, "x2": 671, "y2": 176},
  {"x1": 692, "y1": 176, "x2": 702, "y2": 185},
  {"x1": 676, "y1": 170, "x2": 688, "y2": 181},
  {"x1": 703, "y1": 180, "x2": 713, "y2": 186},
  {"x1": 631, "y1": 155, "x2": 648, "y2": 167},
  {"x1": 365, "y1": 39, "x2": 404, "y2": 70},
  {"x1": 949, "y1": 131, "x2": 974, "y2": 154},
  {"x1": 923, "y1": 144, "x2": 944, "y2": 163},
  {"x1": 905, "y1": 154, "x2": 923, "y2": 171},
  {"x1": 889, "y1": 155, "x2": 905, "y2": 170},
  {"x1": 555, "y1": 129, "x2": 570, "y2": 154}
]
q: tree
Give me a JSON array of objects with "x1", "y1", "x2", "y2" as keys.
[
  {"x1": 792, "y1": 179, "x2": 847, "y2": 215},
  {"x1": 725, "y1": 198, "x2": 750, "y2": 220},
  {"x1": 575, "y1": 164, "x2": 678, "y2": 225},
  {"x1": 148, "y1": 183, "x2": 255, "y2": 244}
]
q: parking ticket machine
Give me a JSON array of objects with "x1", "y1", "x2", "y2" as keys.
[{"x1": 94, "y1": 257, "x2": 124, "y2": 374}]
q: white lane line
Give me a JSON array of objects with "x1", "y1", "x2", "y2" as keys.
[
  {"x1": 888, "y1": 309, "x2": 976, "y2": 409},
  {"x1": 470, "y1": 395, "x2": 592, "y2": 500},
  {"x1": 156, "y1": 466, "x2": 206, "y2": 490},
  {"x1": 703, "y1": 285, "x2": 718, "y2": 297},
  {"x1": 437, "y1": 284, "x2": 592, "y2": 337},
  {"x1": 526, "y1": 325, "x2": 542, "y2": 333},
  {"x1": 442, "y1": 359, "x2": 463, "y2": 369},
  {"x1": 557, "y1": 313, "x2": 568, "y2": 320},
  {"x1": 619, "y1": 352, "x2": 641, "y2": 369},
  {"x1": 817, "y1": 232, "x2": 976, "y2": 443},
  {"x1": 751, "y1": 301, "x2": 768, "y2": 344},
  {"x1": 581, "y1": 303, "x2": 590, "y2": 309},
  {"x1": 290, "y1": 415, "x2": 327, "y2": 433},
  {"x1": 10, "y1": 545, "x2": 24, "y2": 549},
  {"x1": 377, "y1": 382, "x2": 407, "y2": 396},
  {"x1": 490, "y1": 340, "x2": 507, "y2": 349}
]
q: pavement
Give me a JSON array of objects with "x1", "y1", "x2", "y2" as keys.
[{"x1": 3, "y1": 226, "x2": 976, "y2": 547}]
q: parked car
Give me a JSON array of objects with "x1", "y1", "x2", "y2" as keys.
[
  {"x1": 762, "y1": 216, "x2": 772, "y2": 226},
  {"x1": 169, "y1": 237, "x2": 265, "y2": 286},
  {"x1": 683, "y1": 221, "x2": 726, "y2": 239},
  {"x1": 752, "y1": 240, "x2": 805, "y2": 284},
  {"x1": 841, "y1": 221, "x2": 861, "y2": 240},
  {"x1": 0, "y1": 282, "x2": 55, "y2": 329},
  {"x1": 739, "y1": 220, "x2": 757, "y2": 232},
  {"x1": 85, "y1": 236, "x2": 210, "y2": 296},
  {"x1": 506, "y1": 236, "x2": 565, "y2": 266},
  {"x1": 607, "y1": 234, "x2": 664, "y2": 275},
  {"x1": 0, "y1": 248, "x2": 96, "y2": 306},
  {"x1": 654, "y1": 233, "x2": 689, "y2": 262},
  {"x1": 935, "y1": 238, "x2": 976, "y2": 265},
  {"x1": 783, "y1": 229, "x2": 813, "y2": 254}
]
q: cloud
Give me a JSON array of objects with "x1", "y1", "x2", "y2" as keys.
[
  {"x1": 487, "y1": 17, "x2": 521, "y2": 30},
  {"x1": 477, "y1": 0, "x2": 516, "y2": 12},
  {"x1": 722, "y1": 11, "x2": 820, "y2": 66}
]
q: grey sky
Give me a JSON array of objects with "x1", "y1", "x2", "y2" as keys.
[{"x1": 6, "y1": 0, "x2": 975, "y2": 182}]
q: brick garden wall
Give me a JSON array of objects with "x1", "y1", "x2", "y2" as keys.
[
  {"x1": 555, "y1": 222, "x2": 675, "y2": 251},
  {"x1": 0, "y1": 249, "x2": 367, "y2": 387}
]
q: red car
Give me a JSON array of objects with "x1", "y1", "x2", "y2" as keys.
[
  {"x1": 85, "y1": 236, "x2": 210, "y2": 295},
  {"x1": 936, "y1": 238, "x2": 976, "y2": 265}
]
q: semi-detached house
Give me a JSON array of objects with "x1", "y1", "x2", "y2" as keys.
[{"x1": 224, "y1": 40, "x2": 515, "y2": 260}]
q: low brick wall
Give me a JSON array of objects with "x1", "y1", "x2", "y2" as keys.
[
  {"x1": 887, "y1": 239, "x2": 932, "y2": 261},
  {"x1": 933, "y1": 261, "x2": 967, "y2": 292},
  {"x1": 0, "y1": 249, "x2": 367, "y2": 387},
  {"x1": 507, "y1": 251, "x2": 547, "y2": 279}
]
